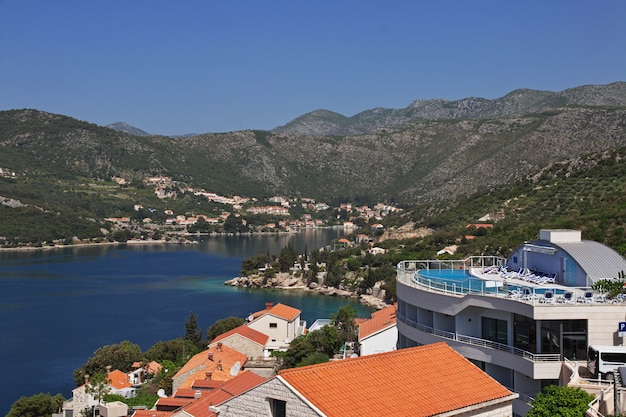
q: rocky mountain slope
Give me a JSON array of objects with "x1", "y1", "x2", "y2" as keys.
[
  {"x1": 273, "y1": 82, "x2": 626, "y2": 136},
  {"x1": 1, "y1": 83, "x2": 625, "y2": 207}
]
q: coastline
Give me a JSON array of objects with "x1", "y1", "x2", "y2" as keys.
[
  {"x1": 0, "y1": 238, "x2": 192, "y2": 252},
  {"x1": 225, "y1": 272, "x2": 390, "y2": 310}
]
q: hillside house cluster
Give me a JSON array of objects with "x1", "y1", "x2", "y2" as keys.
[{"x1": 60, "y1": 298, "x2": 526, "y2": 417}]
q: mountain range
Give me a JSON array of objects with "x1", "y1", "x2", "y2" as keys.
[{"x1": 1, "y1": 82, "x2": 626, "y2": 209}]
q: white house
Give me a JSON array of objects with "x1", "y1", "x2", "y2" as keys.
[
  {"x1": 358, "y1": 304, "x2": 397, "y2": 356},
  {"x1": 247, "y1": 302, "x2": 305, "y2": 352}
]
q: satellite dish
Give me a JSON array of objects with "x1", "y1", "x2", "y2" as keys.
[
  {"x1": 230, "y1": 361, "x2": 241, "y2": 376},
  {"x1": 247, "y1": 314, "x2": 254, "y2": 321},
  {"x1": 157, "y1": 389, "x2": 166, "y2": 398}
]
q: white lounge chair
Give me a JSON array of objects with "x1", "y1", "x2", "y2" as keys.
[{"x1": 540, "y1": 291, "x2": 555, "y2": 304}]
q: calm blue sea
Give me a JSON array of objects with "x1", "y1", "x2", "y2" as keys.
[{"x1": 0, "y1": 229, "x2": 372, "y2": 415}]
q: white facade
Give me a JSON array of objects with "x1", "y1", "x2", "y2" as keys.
[
  {"x1": 359, "y1": 325, "x2": 398, "y2": 356},
  {"x1": 396, "y1": 230, "x2": 626, "y2": 416},
  {"x1": 248, "y1": 312, "x2": 303, "y2": 351}
]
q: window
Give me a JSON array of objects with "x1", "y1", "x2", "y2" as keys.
[
  {"x1": 269, "y1": 322, "x2": 278, "y2": 328},
  {"x1": 268, "y1": 398, "x2": 286, "y2": 417},
  {"x1": 482, "y1": 317, "x2": 507, "y2": 345}
]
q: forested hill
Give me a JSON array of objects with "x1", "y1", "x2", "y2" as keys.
[{"x1": 2, "y1": 102, "x2": 626, "y2": 206}]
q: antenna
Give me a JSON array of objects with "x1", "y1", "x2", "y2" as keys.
[{"x1": 230, "y1": 361, "x2": 241, "y2": 376}]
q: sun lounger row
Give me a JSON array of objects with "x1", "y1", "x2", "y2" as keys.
[{"x1": 498, "y1": 267, "x2": 556, "y2": 284}]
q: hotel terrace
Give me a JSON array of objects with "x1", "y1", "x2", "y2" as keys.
[{"x1": 396, "y1": 229, "x2": 626, "y2": 416}]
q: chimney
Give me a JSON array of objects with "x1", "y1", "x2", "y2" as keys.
[
  {"x1": 217, "y1": 342, "x2": 223, "y2": 351},
  {"x1": 217, "y1": 360, "x2": 222, "y2": 371},
  {"x1": 208, "y1": 352, "x2": 214, "y2": 361},
  {"x1": 194, "y1": 390, "x2": 202, "y2": 399},
  {"x1": 265, "y1": 302, "x2": 273, "y2": 310},
  {"x1": 205, "y1": 371, "x2": 212, "y2": 380},
  {"x1": 106, "y1": 365, "x2": 112, "y2": 374},
  {"x1": 84, "y1": 374, "x2": 90, "y2": 385}
]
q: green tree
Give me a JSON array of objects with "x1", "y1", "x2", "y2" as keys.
[
  {"x1": 185, "y1": 311, "x2": 203, "y2": 348},
  {"x1": 6, "y1": 392, "x2": 65, "y2": 417},
  {"x1": 278, "y1": 244, "x2": 298, "y2": 272},
  {"x1": 527, "y1": 385, "x2": 594, "y2": 417},
  {"x1": 144, "y1": 338, "x2": 197, "y2": 366},
  {"x1": 73, "y1": 341, "x2": 143, "y2": 386},
  {"x1": 85, "y1": 373, "x2": 111, "y2": 416},
  {"x1": 306, "y1": 325, "x2": 341, "y2": 357},
  {"x1": 206, "y1": 316, "x2": 246, "y2": 342},
  {"x1": 330, "y1": 305, "x2": 358, "y2": 346}
]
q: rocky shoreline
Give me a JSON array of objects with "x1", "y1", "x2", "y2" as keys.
[{"x1": 224, "y1": 272, "x2": 390, "y2": 310}]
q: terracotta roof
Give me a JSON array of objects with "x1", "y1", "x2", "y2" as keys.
[
  {"x1": 191, "y1": 379, "x2": 225, "y2": 390},
  {"x1": 181, "y1": 371, "x2": 266, "y2": 417},
  {"x1": 358, "y1": 304, "x2": 397, "y2": 340},
  {"x1": 156, "y1": 396, "x2": 193, "y2": 408},
  {"x1": 173, "y1": 388, "x2": 200, "y2": 398},
  {"x1": 251, "y1": 302, "x2": 301, "y2": 321},
  {"x1": 147, "y1": 360, "x2": 162, "y2": 374},
  {"x1": 174, "y1": 344, "x2": 248, "y2": 389},
  {"x1": 132, "y1": 411, "x2": 173, "y2": 417},
  {"x1": 278, "y1": 342, "x2": 513, "y2": 417},
  {"x1": 106, "y1": 369, "x2": 132, "y2": 390},
  {"x1": 211, "y1": 324, "x2": 269, "y2": 346}
]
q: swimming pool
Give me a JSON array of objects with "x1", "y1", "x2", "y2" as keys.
[{"x1": 414, "y1": 268, "x2": 561, "y2": 296}]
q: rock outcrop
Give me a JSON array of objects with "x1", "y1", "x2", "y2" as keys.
[{"x1": 225, "y1": 272, "x2": 390, "y2": 310}]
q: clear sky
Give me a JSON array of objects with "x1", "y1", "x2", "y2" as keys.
[{"x1": 1, "y1": 1, "x2": 625, "y2": 135}]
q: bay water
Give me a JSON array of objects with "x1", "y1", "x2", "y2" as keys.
[{"x1": 0, "y1": 229, "x2": 373, "y2": 414}]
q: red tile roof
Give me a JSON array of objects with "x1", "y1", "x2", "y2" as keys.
[
  {"x1": 174, "y1": 344, "x2": 248, "y2": 390},
  {"x1": 132, "y1": 411, "x2": 173, "y2": 417},
  {"x1": 250, "y1": 302, "x2": 301, "y2": 321},
  {"x1": 156, "y1": 396, "x2": 193, "y2": 408},
  {"x1": 278, "y1": 342, "x2": 513, "y2": 417},
  {"x1": 358, "y1": 304, "x2": 397, "y2": 340},
  {"x1": 190, "y1": 379, "x2": 225, "y2": 390},
  {"x1": 211, "y1": 324, "x2": 269, "y2": 346},
  {"x1": 106, "y1": 369, "x2": 132, "y2": 390},
  {"x1": 180, "y1": 371, "x2": 266, "y2": 417}
]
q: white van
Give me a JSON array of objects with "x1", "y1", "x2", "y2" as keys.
[{"x1": 587, "y1": 345, "x2": 626, "y2": 380}]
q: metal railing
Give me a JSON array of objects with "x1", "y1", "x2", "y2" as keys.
[
  {"x1": 397, "y1": 258, "x2": 621, "y2": 306},
  {"x1": 397, "y1": 313, "x2": 562, "y2": 362}
]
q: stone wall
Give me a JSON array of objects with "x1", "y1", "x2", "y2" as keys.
[{"x1": 218, "y1": 377, "x2": 319, "y2": 417}]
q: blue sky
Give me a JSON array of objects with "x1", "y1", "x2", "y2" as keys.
[{"x1": 1, "y1": 1, "x2": 625, "y2": 135}]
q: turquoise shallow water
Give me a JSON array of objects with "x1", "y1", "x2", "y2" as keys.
[{"x1": 0, "y1": 230, "x2": 372, "y2": 414}]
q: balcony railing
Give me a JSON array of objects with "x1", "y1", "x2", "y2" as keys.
[
  {"x1": 397, "y1": 313, "x2": 562, "y2": 362},
  {"x1": 396, "y1": 258, "x2": 617, "y2": 305}
]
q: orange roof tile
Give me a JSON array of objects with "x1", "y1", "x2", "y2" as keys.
[
  {"x1": 174, "y1": 344, "x2": 248, "y2": 390},
  {"x1": 182, "y1": 371, "x2": 266, "y2": 417},
  {"x1": 106, "y1": 369, "x2": 132, "y2": 390},
  {"x1": 211, "y1": 324, "x2": 269, "y2": 346},
  {"x1": 279, "y1": 343, "x2": 513, "y2": 417},
  {"x1": 156, "y1": 396, "x2": 193, "y2": 408},
  {"x1": 190, "y1": 379, "x2": 225, "y2": 390},
  {"x1": 358, "y1": 304, "x2": 397, "y2": 340},
  {"x1": 250, "y1": 302, "x2": 301, "y2": 321},
  {"x1": 132, "y1": 411, "x2": 173, "y2": 417},
  {"x1": 174, "y1": 388, "x2": 200, "y2": 398}
]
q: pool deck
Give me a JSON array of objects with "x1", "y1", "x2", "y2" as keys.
[{"x1": 469, "y1": 268, "x2": 604, "y2": 303}]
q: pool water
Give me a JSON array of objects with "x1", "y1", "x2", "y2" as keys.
[{"x1": 415, "y1": 269, "x2": 562, "y2": 296}]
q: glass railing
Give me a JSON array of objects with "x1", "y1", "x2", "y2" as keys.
[
  {"x1": 397, "y1": 258, "x2": 614, "y2": 305},
  {"x1": 397, "y1": 313, "x2": 562, "y2": 362}
]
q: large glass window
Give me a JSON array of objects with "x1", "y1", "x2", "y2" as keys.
[
  {"x1": 482, "y1": 317, "x2": 507, "y2": 345},
  {"x1": 540, "y1": 320, "x2": 587, "y2": 358},
  {"x1": 514, "y1": 314, "x2": 536, "y2": 353}
]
